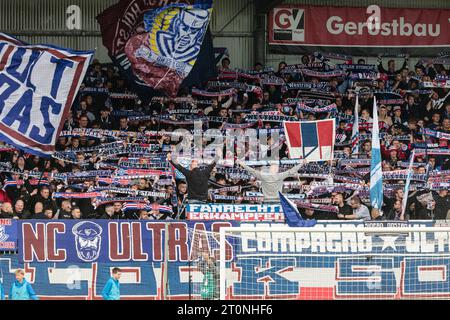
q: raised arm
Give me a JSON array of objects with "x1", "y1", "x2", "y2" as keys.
[
  {"x1": 220, "y1": 96, "x2": 233, "y2": 109},
  {"x1": 167, "y1": 153, "x2": 190, "y2": 177},
  {"x1": 236, "y1": 159, "x2": 263, "y2": 180},
  {"x1": 206, "y1": 154, "x2": 220, "y2": 173},
  {"x1": 279, "y1": 161, "x2": 305, "y2": 179},
  {"x1": 377, "y1": 58, "x2": 387, "y2": 73}
]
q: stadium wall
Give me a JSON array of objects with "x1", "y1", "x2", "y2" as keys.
[
  {"x1": 0, "y1": 0, "x2": 115, "y2": 62},
  {"x1": 1, "y1": 0, "x2": 448, "y2": 68}
]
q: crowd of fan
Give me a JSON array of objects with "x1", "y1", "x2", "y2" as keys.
[{"x1": 0, "y1": 52, "x2": 449, "y2": 221}]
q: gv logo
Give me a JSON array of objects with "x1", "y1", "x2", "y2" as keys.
[{"x1": 274, "y1": 8, "x2": 304, "y2": 30}]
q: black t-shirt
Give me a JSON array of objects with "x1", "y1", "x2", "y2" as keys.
[
  {"x1": 338, "y1": 204, "x2": 353, "y2": 219},
  {"x1": 301, "y1": 209, "x2": 336, "y2": 220},
  {"x1": 58, "y1": 210, "x2": 72, "y2": 219},
  {"x1": 32, "y1": 212, "x2": 49, "y2": 219}
]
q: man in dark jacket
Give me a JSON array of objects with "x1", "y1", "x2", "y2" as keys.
[
  {"x1": 378, "y1": 57, "x2": 408, "y2": 84},
  {"x1": 168, "y1": 153, "x2": 219, "y2": 203},
  {"x1": 28, "y1": 186, "x2": 57, "y2": 215},
  {"x1": 0, "y1": 202, "x2": 14, "y2": 219},
  {"x1": 99, "y1": 203, "x2": 124, "y2": 219},
  {"x1": 433, "y1": 190, "x2": 450, "y2": 220},
  {"x1": 385, "y1": 199, "x2": 403, "y2": 220},
  {"x1": 33, "y1": 207, "x2": 54, "y2": 219},
  {"x1": 56, "y1": 200, "x2": 73, "y2": 219},
  {"x1": 413, "y1": 191, "x2": 436, "y2": 220}
]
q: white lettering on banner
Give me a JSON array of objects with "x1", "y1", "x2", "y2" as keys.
[
  {"x1": 326, "y1": 16, "x2": 441, "y2": 37},
  {"x1": 187, "y1": 204, "x2": 282, "y2": 213},
  {"x1": 186, "y1": 211, "x2": 284, "y2": 222},
  {"x1": 237, "y1": 224, "x2": 450, "y2": 254},
  {"x1": 0, "y1": 49, "x2": 66, "y2": 135}
]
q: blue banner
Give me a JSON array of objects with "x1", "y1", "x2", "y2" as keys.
[
  {"x1": 17, "y1": 220, "x2": 237, "y2": 264},
  {"x1": 0, "y1": 219, "x2": 17, "y2": 251},
  {"x1": 7, "y1": 220, "x2": 450, "y2": 299}
]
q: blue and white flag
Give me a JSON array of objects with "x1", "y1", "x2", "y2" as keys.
[
  {"x1": 370, "y1": 97, "x2": 383, "y2": 210},
  {"x1": 0, "y1": 33, "x2": 93, "y2": 156},
  {"x1": 279, "y1": 192, "x2": 317, "y2": 227},
  {"x1": 401, "y1": 150, "x2": 415, "y2": 218},
  {"x1": 351, "y1": 95, "x2": 359, "y2": 154}
]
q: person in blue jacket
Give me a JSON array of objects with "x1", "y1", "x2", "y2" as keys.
[
  {"x1": 102, "y1": 267, "x2": 121, "y2": 300},
  {"x1": 9, "y1": 269, "x2": 38, "y2": 300}
]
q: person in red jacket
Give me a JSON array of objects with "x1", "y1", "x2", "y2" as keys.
[{"x1": 381, "y1": 140, "x2": 408, "y2": 161}]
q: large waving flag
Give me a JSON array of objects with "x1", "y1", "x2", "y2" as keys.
[
  {"x1": 279, "y1": 192, "x2": 317, "y2": 227},
  {"x1": 124, "y1": 0, "x2": 213, "y2": 96},
  {"x1": 97, "y1": 0, "x2": 212, "y2": 103},
  {"x1": 0, "y1": 33, "x2": 93, "y2": 157},
  {"x1": 351, "y1": 95, "x2": 359, "y2": 154},
  {"x1": 283, "y1": 119, "x2": 335, "y2": 162},
  {"x1": 96, "y1": 0, "x2": 181, "y2": 102},
  {"x1": 370, "y1": 97, "x2": 383, "y2": 210}
]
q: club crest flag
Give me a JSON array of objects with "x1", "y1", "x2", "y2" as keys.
[
  {"x1": 283, "y1": 119, "x2": 335, "y2": 162},
  {"x1": 0, "y1": 33, "x2": 93, "y2": 156},
  {"x1": 125, "y1": 1, "x2": 212, "y2": 97}
]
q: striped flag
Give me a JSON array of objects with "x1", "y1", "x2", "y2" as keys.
[
  {"x1": 122, "y1": 202, "x2": 173, "y2": 215},
  {"x1": 0, "y1": 33, "x2": 93, "y2": 157},
  {"x1": 370, "y1": 97, "x2": 383, "y2": 210},
  {"x1": 401, "y1": 150, "x2": 415, "y2": 218},
  {"x1": 2, "y1": 179, "x2": 49, "y2": 190},
  {"x1": 351, "y1": 95, "x2": 359, "y2": 154},
  {"x1": 283, "y1": 119, "x2": 335, "y2": 162},
  {"x1": 97, "y1": 177, "x2": 133, "y2": 186}
]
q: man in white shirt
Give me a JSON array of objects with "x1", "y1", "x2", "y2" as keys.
[{"x1": 343, "y1": 196, "x2": 371, "y2": 220}]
